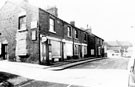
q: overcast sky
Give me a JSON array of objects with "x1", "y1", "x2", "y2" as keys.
[{"x1": 0, "y1": 0, "x2": 135, "y2": 42}]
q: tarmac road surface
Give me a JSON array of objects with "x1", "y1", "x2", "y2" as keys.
[{"x1": 20, "y1": 58, "x2": 129, "y2": 87}]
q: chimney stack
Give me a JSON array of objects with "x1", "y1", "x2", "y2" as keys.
[
  {"x1": 70, "y1": 21, "x2": 75, "y2": 26},
  {"x1": 46, "y1": 7, "x2": 58, "y2": 17},
  {"x1": 86, "y1": 26, "x2": 92, "y2": 34}
]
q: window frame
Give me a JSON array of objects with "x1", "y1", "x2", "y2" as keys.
[
  {"x1": 74, "y1": 29, "x2": 78, "y2": 39},
  {"x1": 49, "y1": 17, "x2": 56, "y2": 33},
  {"x1": 18, "y1": 15, "x2": 26, "y2": 31},
  {"x1": 84, "y1": 33, "x2": 87, "y2": 41},
  {"x1": 67, "y1": 26, "x2": 72, "y2": 37}
]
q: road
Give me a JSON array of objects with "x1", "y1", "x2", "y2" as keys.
[
  {"x1": 21, "y1": 58, "x2": 129, "y2": 87},
  {"x1": 70, "y1": 57, "x2": 128, "y2": 69}
]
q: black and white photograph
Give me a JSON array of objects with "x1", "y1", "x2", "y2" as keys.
[{"x1": 0, "y1": 0, "x2": 134, "y2": 87}]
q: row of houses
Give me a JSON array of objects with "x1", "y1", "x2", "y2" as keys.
[{"x1": 0, "y1": 0, "x2": 104, "y2": 65}]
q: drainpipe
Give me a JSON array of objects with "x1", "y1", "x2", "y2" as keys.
[
  {"x1": 61, "y1": 41, "x2": 64, "y2": 61},
  {"x1": 46, "y1": 39, "x2": 50, "y2": 65},
  {"x1": 70, "y1": 22, "x2": 75, "y2": 59},
  {"x1": 73, "y1": 29, "x2": 75, "y2": 59},
  {"x1": 61, "y1": 23, "x2": 64, "y2": 61},
  {"x1": 38, "y1": 21, "x2": 41, "y2": 64}
]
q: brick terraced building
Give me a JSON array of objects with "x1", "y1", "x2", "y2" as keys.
[{"x1": 0, "y1": 0, "x2": 104, "y2": 65}]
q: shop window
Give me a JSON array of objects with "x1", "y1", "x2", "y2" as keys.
[
  {"x1": 91, "y1": 49, "x2": 94, "y2": 55},
  {"x1": 74, "y1": 45, "x2": 78, "y2": 55},
  {"x1": 48, "y1": 40, "x2": 52, "y2": 52},
  {"x1": 18, "y1": 15, "x2": 26, "y2": 30},
  {"x1": 49, "y1": 18, "x2": 55, "y2": 33},
  {"x1": 84, "y1": 46, "x2": 87, "y2": 54},
  {"x1": 67, "y1": 26, "x2": 72, "y2": 37},
  {"x1": 51, "y1": 40, "x2": 61, "y2": 58},
  {"x1": 49, "y1": 44, "x2": 52, "y2": 52}
]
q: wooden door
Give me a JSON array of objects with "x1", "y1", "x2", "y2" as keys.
[{"x1": 40, "y1": 41, "x2": 46, "y2": 63}]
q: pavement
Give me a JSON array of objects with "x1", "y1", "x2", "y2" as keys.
[
  {"x1": 0, "y1": 57, "x2": 103, "y2": 71},
  {"x1": 0, "y1": 57, "x2": 103, "y2": 86},
  {"x1": 49, "y1": 57, "x2": 103, "y2": 70}
]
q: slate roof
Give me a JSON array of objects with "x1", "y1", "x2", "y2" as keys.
[
  {"x1": 117, "y1": 41, "x2": 133, "y2": 47},
  {"x1": 105, "y1": 41, "x2": 119, "y2": 47},
  {"x1": 105, "y1": 41, "x2": 132, "y2": 47}
]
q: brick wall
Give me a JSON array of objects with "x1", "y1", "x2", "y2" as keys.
[
  {"x1": 0, "y1": 0, "x2": 104, "y2": 64},
  {"x1": 39, "y1": 9, "x2": 63, "y2": 38},
  {"x1": 0, "y1": 1, "x2": 40, "y2": 63},
  {"x1": 0, "y1": 1, "x2": 19, "y2": 60},
  {"x1": 16, "y1": 1, "x2": 39, "y2": 63}
]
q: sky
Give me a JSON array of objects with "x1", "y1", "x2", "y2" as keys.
[{"x1": 0, "y1": 0, "x2": 135, "y2": 42}]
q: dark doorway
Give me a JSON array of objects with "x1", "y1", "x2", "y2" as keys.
[
  {"x1": 1, "y1": 44, "x2": 7, "y2": 60},
  {"x1": 79, "y1": 45, "x2": 82, "y2": 58}
]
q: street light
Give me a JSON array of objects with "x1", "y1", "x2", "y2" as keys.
[{"x1": 130, "y1": 26, "x2": 135, "y2": 58}]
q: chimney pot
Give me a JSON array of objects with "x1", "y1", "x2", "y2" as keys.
[
  {"x1": 86, "y1": 26, "x2": 92, "y2": 34},
  {"x1": 70, "y1": 21, "x2": 75, "y2": 26}
]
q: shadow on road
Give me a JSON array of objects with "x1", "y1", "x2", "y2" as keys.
[{"x1": 0, "y1": 72, "x2": 18, "y2": 86}]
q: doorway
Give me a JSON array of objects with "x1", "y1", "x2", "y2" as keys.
[
  {"x1": 79, "y1": 45, "x2": 82, "y2": 58},
  {"x1": 1, "y1": 44, "x2": 8, "y2": 60},
  {"x1": 40, "y1": 41, "x2": 46, "y2": 64}
]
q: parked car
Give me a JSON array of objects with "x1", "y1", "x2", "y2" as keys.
[{"x1": 128, "y1": 57, "x2": 135, "y2": 87}]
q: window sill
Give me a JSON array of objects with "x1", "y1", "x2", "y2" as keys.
[
  {"x1": 84, "y1": 40, "x2": 87, "y2": 42},
  {"x1": 49, "y1": 30, "x2": 56, "y2": 33},
  {"x1": 68, "y1": 36, "x2": 72, "y2": 38},
  {"x1": 18, "y1": 29, "x2": 28, "y2": 32},
  {"x1": 74, "y1": 38, "x2": 78, "y2": 40}
]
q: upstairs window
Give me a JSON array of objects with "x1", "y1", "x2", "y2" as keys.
[
  {"x1": 19, "y1": 15, "x2": 26, "y2": 30},
  {"x1": 49, "y1": 18, "x2": 55, "y2": 33},
  {"x1": 84, "y1": 34, "x2": 87, "y2": 41},
  {"x1": 67, "y1": 26, "x2": 72, "y2": 37},
  {"x1": 75, "y1": 30, "x2": 78, "y2": 38}
]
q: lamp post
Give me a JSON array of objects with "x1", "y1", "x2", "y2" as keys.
[{"x1": 130, "y1": 26, "x2": 135, "y2": 58}]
